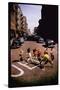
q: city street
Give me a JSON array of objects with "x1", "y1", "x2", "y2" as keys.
[
  {"x1": 9, "y1": 3, "x2": 58, "y2": 87},
  {"x1": 10, "y1": 41, "x2": 58, "y2": 86}
]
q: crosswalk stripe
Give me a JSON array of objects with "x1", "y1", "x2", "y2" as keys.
[
  {"x1": 17, "y1": 62, "x2": 38, "y2": 70},
  {"x1": 11, "y1": 64, "x2": 24, "y2": 77}
]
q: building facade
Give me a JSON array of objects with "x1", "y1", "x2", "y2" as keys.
[
  {"x1": 9, "y1": 3, "x2": 17, "y2": 38},
  {"x1": 22, "y1": 16, "x2": 28, "y2": 33},
  {"x1": 9, "y1": 3, "x2": 28, "y2": 39}
]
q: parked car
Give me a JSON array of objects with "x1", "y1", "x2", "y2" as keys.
[
  {"x1": 18, "y1": 37, "x2": 24, "y2": 44},
  {"x1": 27, "y1": 34, "x2": 44, "y2": 43},
  {"x1": 11, "y1": 37, "x2": 24, "y2": 48},
  {"x1": 37, "y1": 37, "x2": 44, "y2": 43},
  {"x1": 27, "y1": 35, "x2": 35, "y2": 41},
  {"x1": 24, "y1": 36, "x2": 27, "y2": 41},
  {"x1": 11, "y1": 38, "x2": 20, "y2": 48},
  {"x1": 47, "y1": 39, "x2": 55, "y2": 45},
  {"x1": 44, "y1": 39, "x2": 55, "y2": 47}
]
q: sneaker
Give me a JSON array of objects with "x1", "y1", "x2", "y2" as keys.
[{"x1": 42, "y1": 68, "x2": 45, "y2": 71}]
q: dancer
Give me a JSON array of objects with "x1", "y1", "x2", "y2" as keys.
[
  {"x1": 19, "y1": 49, "x2": 24, "y2": 61},
  {"x1": 26, "y1": 48, "x2": 32, "y2": 63},
  {"x1": 37, "y1": 49, "x2": 41, "y2": 61},
  {"x1": 50, "y1": 48, "x2": 54, "y2": 63},
  {"x1": 33, "y1": 48, "x2": 38, "y2": 59},
  {"x1": 40, "y1": 50, "x2": 53, "y2": 69}
]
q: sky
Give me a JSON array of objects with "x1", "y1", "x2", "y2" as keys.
[{"x1": 19, "y1": 4, "x2": 42, "y2": 34}]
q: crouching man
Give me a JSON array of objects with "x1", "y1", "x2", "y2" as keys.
[{"x1": 40, "y1": 50, "x2": 53, "y2": 69}]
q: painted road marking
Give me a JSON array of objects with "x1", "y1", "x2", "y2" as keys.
[
  {"x1": 17, "y1": 62, "x2": 39, "y2": 70},
  {"x1": 11, "y1": 62, "x2": 39, "y2": 77},
  {"x1": 11, "y1": 64, "x2": 24, "y2": 77},
  {"x1": 21, "y1": 61, "x2": 28, "y2": 65}
]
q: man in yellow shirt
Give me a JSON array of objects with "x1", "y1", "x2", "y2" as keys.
[
  {"x1": 43, "y1": 51, "x2": 53, "y2": 65},
  {"x1": 40, "y1": 50, "x2": 53, "y2": 69}
]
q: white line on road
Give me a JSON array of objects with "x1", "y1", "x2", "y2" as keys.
[
  {"x1": 17, "y1": 62, "x2": 38, "y2": 70},
  {"x1": 11, "y1": 64, "x2": 24, "y2": 77}
]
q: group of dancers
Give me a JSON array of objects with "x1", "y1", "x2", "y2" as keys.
[{"x1": 19, "y1": 47, "x2": 54, "y2": 69}]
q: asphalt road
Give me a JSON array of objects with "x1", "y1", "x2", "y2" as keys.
[{"x1": 10, "y1": 41, "x2": 58, "y2": 87}]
